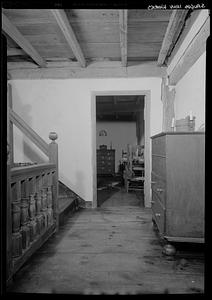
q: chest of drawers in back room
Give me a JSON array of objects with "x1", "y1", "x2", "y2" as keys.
[
  {"x1": 97, "y1": 149, "x2": 115, "y2": 175},
  {"x1": 151, "y1": 132, "x2": 205, "y2": 243}
]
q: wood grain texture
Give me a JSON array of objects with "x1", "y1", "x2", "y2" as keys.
[
  {"x1": 151, "y1": 172, "x2": 166, "y2": 205},
  {"x1": 152, "y1": 190, "x2": 165, "y2": 233},
  {"x1": 166, "y1": 10, "x2": 201, "y2": 65},
  {"x1": 7, "y1": 61, "x2": 166, "y2": 79},
  {"x1": 80, "y1": 43, "x2": 120, "y2": 58},
  {"x1": 7, "y1": 48, "x2": 25, "y2": 56},
  {"x1": 169, "y1": 16, "x2": 209, "y2": 85},
  {"x1": 151, "y1": 133, "x2": 205, "y2": 241},
  {"x1": 161, "y1": 81, "x2": 176, "y2": 131},
  {"x1": 70, "y1": 22, "x2": 120, "y2": 43},
  {"x1": 7, "y1": 84, "x2": 14, "y2": 164},
  {"x1": 2, "y1": 13, "x2": 46, "y2": 67},
  {"x1": 152, "y1": 155, "x2": 166, "y2": 180},
  {"x1": 128, "y1": 10, "x2": 172, "y2": 22},
  {"x1": 128, "y1": 22, "x2": 169, "y2": 43},
  {"x1": 11, "y1": 164, "x2": 56, "y2": 183},
  {"x1": 119, "y1": 10, "x2": 128, "y2": 67},
  {"x1": 65, "y1": 9, "x2": 119, "y2": 22},
  {"x1": 48, "y1": 138, "x2": 59, "y2": 230},
  {"x1": 151, "y1": 174, "x2": 166, "y2": 207},
  {"x1": 128, "y1": 43, "x2": 160, "y2": 58},
  {"x1": 166, "y1": 134, "x2": 205, "y2": 238},
  {"x1": 50, "y1": 9, "x2": 86, "y2": 67},
  {"x1": 157, "y1": 10, "x2": 188, "y2": 66},
  {"x1": 3, "y1": 9, "x2": 56, "y2": 24},
  {"x1": 7, "y1": 202, "x2": 204, "y2": 294},
  {"x1": 7, "y1": 162, "x2": 13, "y2": 280},
  {"x1": 152, "y1": 134, "x2": 166, "y2": 156},
  {"x1": 3, "y1": 9, "x2": 175, "y2": 65},
  {"x1": 12, "y1": 223, "x2": 56, "y2": 278}
]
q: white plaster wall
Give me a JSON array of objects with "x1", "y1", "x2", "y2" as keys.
[
  {"x1": 96, "y1": 122, "x2": 137, "y2": 172},
  {"x1": 174, "y1": 52, "x2": 206, "y2": 130},
  {"x1": 11, "y1": 77, "x2": 162, "y2": 203}
]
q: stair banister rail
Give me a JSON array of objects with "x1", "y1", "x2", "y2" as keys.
[{"x1": 7, "y1": 89, "x2": 59, "y2": 283}]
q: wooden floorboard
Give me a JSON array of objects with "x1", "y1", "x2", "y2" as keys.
[{"x1": 7, "y1": 188, "x2": 204, "y2": 294}]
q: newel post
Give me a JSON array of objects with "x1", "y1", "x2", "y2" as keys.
[
  {"x1": 48, "y1": 132, "x2": 59, "y2": 231},
  {"x1": 7, "y1": 141, "x2": 13, "y2": 281}
]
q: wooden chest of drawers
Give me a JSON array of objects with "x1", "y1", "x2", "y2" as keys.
[
  {"x1": 97, "y1": 149, "x2": 115, "y2": 175},
  {"x1": 151, "y1": 132, "x2": 205, "y2": 243}
]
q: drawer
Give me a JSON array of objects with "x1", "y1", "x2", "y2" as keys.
[
  {"x1": 152, "y1": 155, "x2": 166, "y2": 179},
  {"x1": 152, "y1": 191, "x2": 165, "y2": 234},
  {"x1": 152, "y1": 135, "x2": 166, "y2": 156},
  {"x1": 151, "y1": 172, "x2": 166, "y2": 205}
]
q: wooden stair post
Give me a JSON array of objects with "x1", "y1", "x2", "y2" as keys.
[
  {"x1": 48, "y1": 132, "x2": 59, "y2": 231},
  {"x1": 7, "y1": 79, "x2": 13, "y2": 282},
  {"x1": 7, "y1": 142, "x2": 13, "y2": 282}
]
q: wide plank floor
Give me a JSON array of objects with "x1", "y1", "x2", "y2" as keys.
[{"x1": 7, "y1": 188, "x2": 204, "y2": 294}]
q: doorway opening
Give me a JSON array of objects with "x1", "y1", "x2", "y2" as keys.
[{"x1": 91, "y1": 91, "x2": 151, "y2": 209}]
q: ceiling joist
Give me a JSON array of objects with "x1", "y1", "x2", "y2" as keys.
[
  {"x1": 50, "y1": 9, "x2": 86, "y2": 67},
  {"x1": 157, "y1": 9, "x2": 189, "y2": 67},
  {"x1": 119, "y1": 10, "x2": 128, "y2": 67},
  {"x1": 2, "y1": 13, "x2": 46, "y2": 67}
]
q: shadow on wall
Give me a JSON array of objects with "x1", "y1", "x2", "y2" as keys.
[
  {"x1": 75, "y1": 170, "x2": 85, "y2": 199},
  {"x1": 58, "y1": 169, "x2": 87, "y2": 203},
  {"x1": 12, "y1": 86, "x2": 49, "y2": 164},
  {"x1": 23, "y1": 140, "x2": 47, "y2": 164}
]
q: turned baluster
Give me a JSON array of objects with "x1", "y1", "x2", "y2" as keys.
[
  {"x1": 29, "y1": 194, "x2": 37, "y2": 242},
  {"x1": 12, "y1": 200, "x2": 22, "y2": 257},
  {"x1": 47, "y1": 186, "x2": 53, "y2": 226},
  {"x1": 35, "y1": 192, "x2": 43, "y2": 235},
  {"x1": 41, "y1": 188, "x2": 48, "y2": 229},
  {"x1": 49, "y1": 132, "x2": 59, "y2": 230},
  {"x1": 20, "y1": 197, "x2": 30, "y2": 249}
]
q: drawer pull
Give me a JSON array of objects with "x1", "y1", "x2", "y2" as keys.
[
  {"x1": 155, "y1": 213, "x2": 161, "y2": 217},
  {"x1": 151, "y1": 181, "x2": 156, "y2": 184},
  {"x1": 150, "y1": 200, "x2": 155, "y2": 204},
  {"x1": 156, "y1": 188, "x2": 163, "y2": 193}
]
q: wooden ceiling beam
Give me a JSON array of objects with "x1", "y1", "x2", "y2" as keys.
[
  {"x1": 157, "y1": 9, "x2": 189, "y2": 67},
  {"x1": 169, "y1": 16, "x2": 210, "y2": 85},
  {"x1": 119, "y1": 10, "x2": 128, "y2": 67},
  {"x1": 2, "y1": 13, "x2": 46, "y2": 67},
  {"x1": 50, "y1": 9, "x2": 86, "y2": 67}
]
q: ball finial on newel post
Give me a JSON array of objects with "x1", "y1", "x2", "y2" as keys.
[{"x1": 49, "y1": 132, "x2": 58, "y2": 143}]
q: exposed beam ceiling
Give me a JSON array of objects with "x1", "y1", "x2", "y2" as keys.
[
  {"x1": 119, "y1": 10, "x2": 128, "y2": 67},
  {"x1": 4, "y1": 9, "x2": 173, "y2": 69},
  {"x1": 169, "y1": 15, "x2": 210, "y2": 85},
  {"x1": 157, "y1": 9, "x2": 189, "y2": 67},
  {"x1": 50, "y1": 9, "x2": 86, "y2": 67},
  {"x1": 2, "y1": 13, "x2": 46, "y2": 67}
]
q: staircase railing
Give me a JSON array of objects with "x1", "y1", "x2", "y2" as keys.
[
  {"x1": 9, "y1": 108, "x2": 49, "y2": 157},
  {"x1": 7, "y1": 83, "x2": 59, "y2": 282}
]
